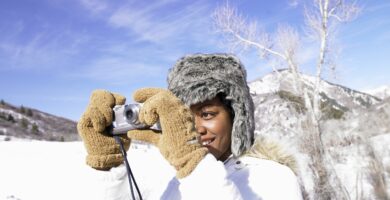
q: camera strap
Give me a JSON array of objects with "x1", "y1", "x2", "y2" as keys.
[{"x1": 114, "y1": 136, "x2": 143, "y2": 200}]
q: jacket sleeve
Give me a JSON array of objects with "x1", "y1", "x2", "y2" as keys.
[
  {"x1": 79, "y1": 163, "x2": 130, "y2": 200},
  {"x1": 178, "y1": 153, "x2": 244, "y2": 200}
]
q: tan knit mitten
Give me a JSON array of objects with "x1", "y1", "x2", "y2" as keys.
[
  {"x1": 77, "y1": 90, "x2": 131, "y2": 170},
  {"x1": 127, "y1": 88, "x2": 208, "y2": 178}
]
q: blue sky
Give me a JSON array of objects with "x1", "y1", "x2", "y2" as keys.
[{"x1": 1, "y1": 0, "x2": 389, "y2": 121}]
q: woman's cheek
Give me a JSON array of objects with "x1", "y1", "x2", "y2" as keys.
[{"x1": 202, "y1": 119, "x2": 220, "y2": 134}]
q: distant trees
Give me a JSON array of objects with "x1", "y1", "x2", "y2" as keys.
[
  {"x1": 0, "y1": 112, "x2": 16, "y2": 123},
  {"x1": 18, "y1": 117, "x2": 41, "y2": 135},
  {"x1": 26, "y1": 109, "x2": 33, "y2": 117},
  {"x1": 7, "y1": 114, "x2": 15, "y2": 123},
  {"x1": 31, "y1": 123, "x2": 39, "y2": 134},
  {"x1": 19, "y1": 105, "x2": 33, "y2": 117},
  {"x1": 20, "y1": 105, "x2": 25, "y2": 114},
  {"x1": 20, "y1": 118, "x2": 29, "y2": 129},
  {"x1": 0, "y1": 101, "x2": 44, "y2": 139}
]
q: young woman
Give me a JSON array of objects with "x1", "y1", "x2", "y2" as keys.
[{"x1": 77, "y1": 54, "x2": 303, "y2": 199}]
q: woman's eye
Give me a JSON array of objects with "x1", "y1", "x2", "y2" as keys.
[{"x1": 201, "y1": 112, "x2": 215, "y2": 120}]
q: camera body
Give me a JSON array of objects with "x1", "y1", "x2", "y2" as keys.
[{"x1": 109, "y1": 104, "x2": 161, "y2": 135}]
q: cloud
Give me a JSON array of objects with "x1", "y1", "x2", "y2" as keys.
[
  {"x1": 0, "y1": 28, "x2": 91, "y2": 70},
  {"x1": 107, "y1": 0, "x2": 213, "y2": 44},
  {"x1": 0, "y1": 34, "x2": 51, "y2": 70},
  {"x1": 74, "y1": 0, "x2": 220, "y2": 71},
  {"x1": 79, "y1": 0, "x2": 108, "y2": 14},
  {"x1": 338, "y1": 3, "x2": 390, "y2": 47},
  {"x1": 73, "y1": 56, "x2": 167, "y2": 85},
  {"x1": 287, "y1": 0, "x2": 299, "y2": 8}
]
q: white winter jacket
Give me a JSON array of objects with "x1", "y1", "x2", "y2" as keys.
[{"x1": 88, "y1": 137, "x2": 303, "y2": 200}]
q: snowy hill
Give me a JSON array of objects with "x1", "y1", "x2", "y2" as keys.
[
  {"x1": 249, "y1": 69, "x2": 381, "y2": 110},
  {"x1": 365, "y1": 85, "x2": 390, "y2": 100},
  {"x1": 0, "y1": 100, "x2": 79, "y2": 141},
  {"x1": 249, "y1": 70, "x2": 386, "y2": 139}
]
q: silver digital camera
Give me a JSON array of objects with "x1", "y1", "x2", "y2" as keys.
[{"x1": 109, "y1": 104, "x2": 161, "y2": 135}]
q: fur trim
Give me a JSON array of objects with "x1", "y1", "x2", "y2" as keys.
[
  {"x1": 167, "y1": 54, "x2": 255, "y2": 157},
  {"x1": 245, "y1": 135, "x2": 298, "y2": 174}
]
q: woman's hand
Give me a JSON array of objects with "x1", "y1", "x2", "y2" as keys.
[
  {"x1": 127, "y1": 88, "x2": 207, "y2": 178},
  {"x1": 77, "y1": 90, "x2": 130, "y2": 170}
]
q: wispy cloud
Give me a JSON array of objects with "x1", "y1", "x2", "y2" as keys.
[
  {"x1": 55, "y1": 0, "x2": 219, "y2": 86},
  {"x1": 79, "y1": 0, "x2": 109, "y2": 14},
  {"x1": 106, "y1": 0, "x2": 213, "y2": 44},
  {"x1": 73, "y1": 56, "x2": 167, "y2": 85},
  {"x1": 0, "y1": 28, "x2": 91, "y2": 70},
  {"x1": 67, "y1": 0, "x2": 220, "y2": 84},
  {"x1": 339, "y1": 6, "x2": 390, "y2": 47},
  {"x1": 287, "y1": 0, "x2": 299, "y2": 8}
]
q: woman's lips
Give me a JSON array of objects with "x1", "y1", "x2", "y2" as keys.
[{"x1": 201, "y1": 137, "x2": 216, "y2": 146}]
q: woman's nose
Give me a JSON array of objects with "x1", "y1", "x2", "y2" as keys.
[{"x1": 195, "y1": 124, "x2": 207, "y2": 135}]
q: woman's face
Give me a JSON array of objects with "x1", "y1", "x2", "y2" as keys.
[{"x1": 190, "y1": 97, "x2": 233, "y2": 162}]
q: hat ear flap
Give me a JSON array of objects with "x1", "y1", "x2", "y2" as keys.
[{"x1": 230, "y1": 87, "x2": 255, "y2": 157}]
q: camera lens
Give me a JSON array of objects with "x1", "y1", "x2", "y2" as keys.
[
  {"x1": 124, "y1": 104, "x2": 141, "y2": 124},
  {"x1": 125, "y1": 109, "x2": 135, "y2": 121}
]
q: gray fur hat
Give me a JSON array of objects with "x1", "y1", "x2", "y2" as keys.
[{"x1": 167, "y1": 53, "x2": 255, "y2": 157}]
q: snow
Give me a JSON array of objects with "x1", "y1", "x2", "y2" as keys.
[
  {"x1": 0, "y1": 141, "x2": 160, "y2": 200},
  {"x1": 370, "y1": 133, "x2": 390, "y2": 187},
  {"x1": 0, "y1": 108, "x2": 23, "y2": 120},
  {"x1": 0, "y1": 141, "x2": 87, "y2": 200},
  {"x1": 0, "y1": 136, "x2": 32, "y2": 141},
  {"x1": 365, "y1": 85, "x2": 390, "y2": 99},
  {"x1": 249, "y1": 73, "x2": 280, "y2": 94},
  {"x1": 0, "y1": 107, "x2": 41, "y2": 131}
]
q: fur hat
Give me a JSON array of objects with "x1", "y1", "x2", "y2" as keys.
[{"x1": 167, "y1": 53, "x2": 255, "y2": 157}]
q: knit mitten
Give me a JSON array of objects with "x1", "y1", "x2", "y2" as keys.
[
  {"x1": 77, "y1": 90, "x2": 131, "y2": 170},
  {"x1": 127, "y1": 88, "x2": 208, "y2": 178}
]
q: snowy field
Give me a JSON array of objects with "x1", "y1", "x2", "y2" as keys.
[
  {"x1": 0, "y1": 140, "x2": 161, "y2": 200},
  {"x1": 1, "y1": 134, "x2": 389, "y2": 200},
  {"x1": 0, "y1": 141, "x2": 91, "y2": 200}
]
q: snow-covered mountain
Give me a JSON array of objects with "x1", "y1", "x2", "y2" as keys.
[
  {"x1": 365, "y1": 85, "x2": 390, "y2": 100},
  {"x1": 249, "y1": 70, "x2": 385, "y2": 140},
  {"x1": 250, "y1": 69, "x2": 381, "y2": 109},
  {"x1": 249, "y1": 70, "x2": 390, "y2": 199},
  {"x1": 0, "y1": 100, "x2": 79, "y2": 141}
]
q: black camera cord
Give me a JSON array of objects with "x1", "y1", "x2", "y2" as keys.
[{"x1": 114, "y1": 136, "x2": 143, "y2": 200}]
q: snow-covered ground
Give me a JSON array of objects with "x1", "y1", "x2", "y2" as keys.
[
  {"x1": 0, "y1": 140, "x2": 160, "y2": 200},
  {"x1": 1, "y1": 135, "x2": 389, "y2": 200},
  {"x1": 0, "y1": 141, "x2": 89, "y2": 200}
]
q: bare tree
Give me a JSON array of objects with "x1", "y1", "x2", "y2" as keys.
[
  {"x1": 212, "y1": 0, "x2": 360, "y2": 199},
  {"x1": 305, "y1": 0, "x2": 360, "y2": 121}
]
